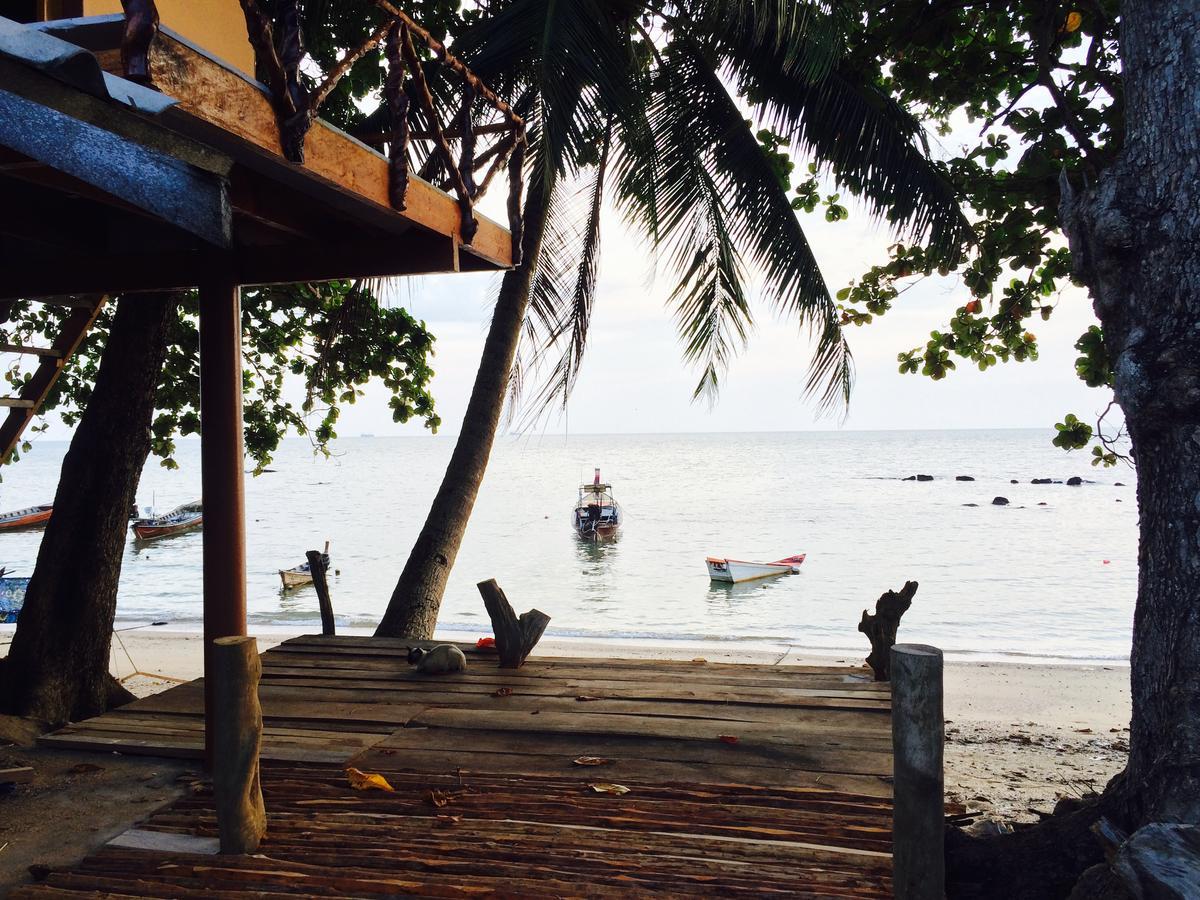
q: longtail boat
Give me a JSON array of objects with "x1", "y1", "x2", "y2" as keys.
[
  {"x1": 706, "y1": 554, "x2": 807, "y2": 583},
  {"x1": 131, "y1": 501, "x2": 203, "y2": 541},
  {"x1": 573, "y1": 468, "x2": 622, "y2": 539},
  {"x1": 279, "y1": 541, "x2": 331, "y2": 590},
  {"x1": 0, "y1": 504, "x2": 53, "y2": 531}
]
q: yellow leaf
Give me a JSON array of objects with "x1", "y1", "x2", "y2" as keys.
[
  {"x1": 1065, "y1": 11, "x2": 1082, "y2": 31},
  {"x1": 346, "y1": 767, "x2": 394, "y2": 792},
  {"x1": 589, "y1": 782, "x2": 630, "y2": 795}
]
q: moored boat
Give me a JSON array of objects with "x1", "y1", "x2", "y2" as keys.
[
  {"x1": 132, "y1": 500, "x2": 203, "y2": 541},
  {"x1": 573, "y1": 468, "x2": 621, "y2": 539},
  {"x1": 0, "y1": 503, "x2": 53, "y2": 531},
  {"x1": 279, "y1": 542, "x2": 331, "y2": 590},
  {"x1": 706, "y1": 553, "x2": 806, "y2": 584}
]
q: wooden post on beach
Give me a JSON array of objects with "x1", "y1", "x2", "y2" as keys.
[
  {"x1": 306, "y1": 549, "x2": 335, "y2": 636},
  {"x1": 890, "y1": 643, "x2": 944, "y2": 900},
  {"x1": 211, "y1": 635, "x2": 266, "y2": 855}
]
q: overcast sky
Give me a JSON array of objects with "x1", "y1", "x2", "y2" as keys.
[{"x1": 339, "y1": 191, "x2": 1109, "y2": 438}]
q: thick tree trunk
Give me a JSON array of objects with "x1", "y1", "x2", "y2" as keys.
[
  {"x1": 1060, "y1": 0, "x2": 1200, "y2": 826},
  {"x1": 0, "y1": 293, "x2": 177, "y2": 724},
  {"x1": 377, "y1": 180, "x2": 550, "y2": 638}
]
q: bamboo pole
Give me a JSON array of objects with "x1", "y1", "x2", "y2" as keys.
[
  {"x1": 890, "y1": 643, "x2": 944, "y2": 899},
  {"x1": 211, "y1": 635, "x2": 266, "y2": 854}
]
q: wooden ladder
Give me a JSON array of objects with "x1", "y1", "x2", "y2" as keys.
[{"x1": 0, "y1": 295, "x2": 107, "y2": 464}]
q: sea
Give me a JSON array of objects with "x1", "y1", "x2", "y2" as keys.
[{"x1": 0, "y1": 429, "x2": 1137, "y2": 664}]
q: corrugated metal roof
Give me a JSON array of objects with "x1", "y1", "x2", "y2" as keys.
[{"x1": 0, "y1": 14, "x2": 176, "y2": 115}]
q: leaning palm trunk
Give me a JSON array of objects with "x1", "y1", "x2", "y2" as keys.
[{"x1": 376, "y1": 180, "x2": 550, "y2": 638}]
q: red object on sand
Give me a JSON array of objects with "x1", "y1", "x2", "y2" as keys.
[{"x1": 476, "y1": 637, "x2": 496, "y2": 649}]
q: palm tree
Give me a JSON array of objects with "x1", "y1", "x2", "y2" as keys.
[{"x1": 376, "y1": 0, "x2": 972, "y2": 637}]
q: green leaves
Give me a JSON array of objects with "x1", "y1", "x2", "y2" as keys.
[
  {"x1": 1074, "y1": 325, "x2": 1113, "y2": 388},
  {"x1": 1052, "y1": 413, "x2": 1093, "y2": 450}
]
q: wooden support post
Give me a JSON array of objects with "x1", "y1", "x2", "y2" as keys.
[
  {"x1": 890, "y1": 643, "x2": 945, "y2": 900},
  {"x1": 200, "y1": 272, "x2": 247, "y2": 767},
  {"x1": 211, "y1": 636, "x2": 266, "y2": 854},
  {"x1": 306, "y1": 549, "x2": 335, "y2": 636},
  {"x1": 477, "y1": 578, "x2": 550, "y2": 669}
]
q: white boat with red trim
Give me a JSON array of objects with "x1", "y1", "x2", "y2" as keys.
[{"x1": 706, "y1": 553, "x2": 806, "y2": 583}]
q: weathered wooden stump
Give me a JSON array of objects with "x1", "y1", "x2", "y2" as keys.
[
  {"x1": 478, "y1": 578, "x2": 550, "y2": 669},
  {"x1": 306, "y1": 549, "x2": 335, "y2": 636},
  {"x1": 211, "y1": 636, "x2": 266, "y2": 854},
  {"x1": 858, "y1": 580, "x2": 918, "y2": 681}
]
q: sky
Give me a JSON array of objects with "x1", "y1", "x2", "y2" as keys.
[{"x1": 334, "y1": 194, "x2": 1110, "y2": 439}]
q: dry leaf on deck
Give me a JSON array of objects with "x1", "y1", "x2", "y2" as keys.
[
  {"x1": 718, "y1": 735, "x2": 740, "y2": 744},
  {"x1": 492, "y1": 687, "x2": 513, "y2": 698},
  {"x1": 346, "y1": 767, "x2": 395, "y2": 793},
  {"x1": 573, "y1": 756, "x2": 611, "y2": 767},
  {"x1": 68, "y1": 762, "x2": 103, "y2": 775},
  {"x1": 691, "y1": 658, "x2": 708, "y2": 664},
  {"x1": 435, "y1": 814, "x2": 463, "y2": 827},
  {"x1": 575, "y1": 695, "x2": 602, "y2": 702},
  {"x1": 588, "y1": 783, "x2": 630, "y2": 795},
  {"x1": 427, "y1": 789, "x2": 452, "y2": 808}
]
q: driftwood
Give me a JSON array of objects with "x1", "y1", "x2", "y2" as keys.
[
  {"x1": 211, "y1": 636, "x2": 266, "y2": 854},
  {"x1": 477, "y1": 579, "x2": 550, "y2": 669},
  {"x1": 1099, "y1": 820, "x2": 1200, "y2": 898},
  {"x1": 306, "y1": 549, "x2": 335, "y2": 636},
  {"x1": 858, "y1": 580, "x2": 919, "y2": 681}
]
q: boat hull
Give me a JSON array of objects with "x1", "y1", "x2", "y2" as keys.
[
  {"x1": 279, "y1": 568, "x2": 314, "y2": 589},
  {"x1": 706, "y1": 554, "x2": 806, "y2": 584},
  {"x1": 133, "y1": 517, "x2": 202, "y2": 540},
  {"x1": 0, "y1": 506, "x2": 53, "y2": 531}
]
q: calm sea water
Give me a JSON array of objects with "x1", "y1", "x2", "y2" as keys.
[{"x1": 0, "y1": 430, "x2": 1137, "y2": 662}]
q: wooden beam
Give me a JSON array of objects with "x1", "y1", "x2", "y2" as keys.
[
  {"x1": 0, "y1": 399, "x2": 37, "y2": 408},
  {"x1": 0, "y1": 233, "x2": 458, "y2": 299},
  {"x1": 0, "y1": 87, "x2": 231, "y2": 248},
  {"x1": 199, "y1": 273, "x2": 247, "y2": 767},
  {"x1": 0, "y1": 343, "x2": 64, "y2": 358},
  {"x1": 89, "y1": 35, "x2": 512, "y2": 267}
]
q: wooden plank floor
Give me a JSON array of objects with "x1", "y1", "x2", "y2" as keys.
[{"x1": 27, "y1": 635, "x2": 894, "y2": 896}]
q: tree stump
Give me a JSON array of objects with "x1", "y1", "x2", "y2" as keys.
[
  {"x1": 477, "y1": 579, "x2": 550, "y2": 669},
  {"x1": 211, "y1": 636, "x2": 266, "y2": 854},
  {"x1": 858, "y1": 580, "x2": 919, "y2": 681},
  {"x1": 306, "y1": 549, "x2": 335, "y2": 636}
]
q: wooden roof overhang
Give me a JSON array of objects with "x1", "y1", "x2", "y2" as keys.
[{"x1": 0, "y1": 15, "x2": 517, "y2": 301}]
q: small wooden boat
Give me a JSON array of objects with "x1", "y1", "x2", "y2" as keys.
[
  {"x1": 573, "y1": 468, "x2": 621, "y2": 539},
  {"x1": 0, "y1": 570, "x2": 30, "y2": 623},
  {"x1": 279, "y1": 541, "x2": 331, "y2": 590},
  {"x1": 706, "y1": 554, "x2": 806, "y2": 584},
  {"x1": 131, "y1": 500, "x2": 203, "y2": 541},
  {"x1": 0, "y1": 503, "x2": 53, "y2": 531}
]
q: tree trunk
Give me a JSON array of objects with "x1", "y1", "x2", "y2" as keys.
[
  {"x1": 376, "y1": 179, "x2": 550, "y2": 639},
  {"x1": 0, "y1": 293, "x2": 177, "y2": 724},
  {"x1": 1060, "y1": 0, "x2": 1200, "y2": 826}
]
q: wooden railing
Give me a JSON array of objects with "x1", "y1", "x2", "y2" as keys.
[{"x1": 119, "y1": 0, "x2": 527, "y2": 263}]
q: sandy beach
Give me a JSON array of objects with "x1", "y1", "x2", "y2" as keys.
[{"x1": 1, "y1": 627, "x2": 1130, "y2": 892}]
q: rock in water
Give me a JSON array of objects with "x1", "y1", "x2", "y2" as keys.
[
  {"x1": 1067, "y1": 476, "x2": 1083, "y2": 486},
  {"x1": 955, "y1": 475, "x2": 975, "y2": 481},
  {"x1": 916, "y1": 474, "x2": 934, "y2": 482},
  {"x1": 992, "y1": 496, "x2": 1010, "y2": 506},
  {"x1": 1032, "y1": 477, "x2": 1053, "y2": 484}
]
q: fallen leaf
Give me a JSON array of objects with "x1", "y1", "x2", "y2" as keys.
[
  {"x1": 346, "y1": 767, "x2": 395, "y2": 793},
  {"x1": 573, "y1": 756, "x2": 611, "y2": 767},
  {"x1": 718, "y1": 735, "x2": 739, "y2": 744},
  {"x1": 492, "y1": 687, "x2": 513, "y2": 698},
  {"x1": 575, "y1": 695, "x2": 602, "y2": 702},
  {"x1": 691, "y1": 658, "x2": 708, "y2": 664},
  {"x1": 1064, "y1": 10, "x2": 1082, "y2": 31},
  {"x1": 435, "y1": 814, "x2": 463, "y2": 827},
  {"x1": 588, "y1": 782, "x2": 630, "y2": 795},
  {"x1": 427, "y1": 789, "x2": 452, "y2": 808}
]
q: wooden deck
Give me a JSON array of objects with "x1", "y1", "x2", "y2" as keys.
[{"x1": 25, "y1": 636, "x2": 895, "y2": 896}]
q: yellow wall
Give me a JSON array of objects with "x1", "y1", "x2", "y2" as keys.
[{"x1": 84, "y1": 0, "x2": 255, "y2": 76}]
